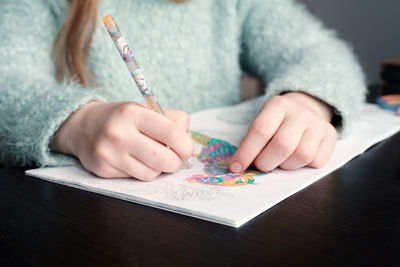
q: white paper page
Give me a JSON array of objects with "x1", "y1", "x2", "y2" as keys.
[{"x1": 26, "y1": 102, "x2": 400, "y2": 227}]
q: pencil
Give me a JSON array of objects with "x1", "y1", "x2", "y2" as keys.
[{"x1": 102, "y1": 14, "x2": 190, "y2": 169}]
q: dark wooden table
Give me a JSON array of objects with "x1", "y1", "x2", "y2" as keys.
[{"x1": 1, "y1": 130, "x2": 399, "y2": 266}]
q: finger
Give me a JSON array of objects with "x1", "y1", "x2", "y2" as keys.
[
  {"x1": 229, "y1": 102, "x2": 285, "y2": 173},
  {"x1": 253, "y1": 117, "x2": 305, "y2": 172},
  {"x1": 308, "y1": 126, "x2": 337, "y2": 168},
  {"x1": 128, "y1": 133, "x2": 183, "y2": 173},
  {"x1": 88, "y1": 135, "x2": 164, "y2": 180},
  {"x1": 111, "y1": 154, "x2": 162, "y2": 182},
  {"x1": 82, "y1": 160, "x2": 131, "y2": 179},
  {"x1": 135, "y1": 109, "x2": 194, "y2": 160},
  {"x1": 78, "y1": 145, "x2": 131, "y2": 178},
  {"x1": 279, "y1": 128, "x2": 323, "y2": 170},
  {"x1": 164, "y1": 109, "x2": 191, "y2": 132}
]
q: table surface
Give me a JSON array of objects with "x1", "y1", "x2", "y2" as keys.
[{"x1": 1, "y1": 130, "x2": 399, "y2": 266}]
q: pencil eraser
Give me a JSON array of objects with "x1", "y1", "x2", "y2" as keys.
[{"x1": 102, "y1": 15, "x2": 115, "y2": 29}]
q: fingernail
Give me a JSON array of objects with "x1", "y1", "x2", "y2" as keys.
[{"x1": 230, "y1": 162, "x2": 242, "y2": 173}]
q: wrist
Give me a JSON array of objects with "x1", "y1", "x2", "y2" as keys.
[{"x1": 50, "y1": 101, "x2": 102, "y2": 156}]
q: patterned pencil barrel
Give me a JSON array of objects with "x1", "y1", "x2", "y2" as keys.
[
  {"x1": 103, "y1": 15, "x2": 189, "y2": 168},
  {"x1": 102, "y1": 15, "x2": 165, "y2": 115}
]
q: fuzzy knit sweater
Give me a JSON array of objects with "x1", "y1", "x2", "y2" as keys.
[{"x1": 0, "y1": 0, "x2": 366, "y2": 167}]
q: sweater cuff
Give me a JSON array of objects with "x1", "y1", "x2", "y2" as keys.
[
  {"x1": 39, "y1": 92, "x2": 106, "y2": 167},
  {"x1": 0, "y1": 78, "x2": 106, "y2": 167}
]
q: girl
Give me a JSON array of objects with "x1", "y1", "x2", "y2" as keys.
[{"x1": 0, "y1": 0, "x2": 366, "y2": 180}]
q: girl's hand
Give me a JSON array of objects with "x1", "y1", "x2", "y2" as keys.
[
  {"x1": 229, "y1": 92, "x2": 338, "y2": 173},
  {"x1": 50, "y1": 101, "x2": 194, "y2": 181}
]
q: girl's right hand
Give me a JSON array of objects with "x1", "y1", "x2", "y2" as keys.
[{"x1": 50, "y1": 101, "x2": 194, "y2": 181}]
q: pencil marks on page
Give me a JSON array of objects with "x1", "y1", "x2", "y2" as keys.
[
  {"x1": 112, "y1": 174, "x2": 234, "y2": 202},
  {"x1": 131, "y1": 182, "x2": 234, "y2": 202},
  {"x1": 58, "y1": 165, "x2": 233, "y2": 202}
]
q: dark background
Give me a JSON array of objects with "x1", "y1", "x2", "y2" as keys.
[{"x1": 300, "y1": 0, "x2": 400, "y2": 84}]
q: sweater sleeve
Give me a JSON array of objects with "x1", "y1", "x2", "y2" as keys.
[
  {"x1": 0, "y1": 0, "x2": 105, "y2": 167},
  {"x1": 238, "y1": 0, "x2": 367, "y2": 134}
]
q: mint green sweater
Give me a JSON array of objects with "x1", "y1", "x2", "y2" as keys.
[{"x1": 0, "y1": 0, "x2": 366, "y2": 167}]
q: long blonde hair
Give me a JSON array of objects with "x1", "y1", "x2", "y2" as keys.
[{"x1": 52, "y1": 0, "x2": 188, "y2": 87}]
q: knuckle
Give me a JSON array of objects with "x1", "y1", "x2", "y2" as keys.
[
  {"x1": 116, "y1": 102, "x2": 137, "y2": 117},
  {"x1": 178, "y1": 112, "x2": 191, "y2": 130},
  {"x1": 166, "y1": 162, "x2": 181, "y2": 173},
  {"x1": 92, "y1": 142, "x2": 109, "y2": 162},
  {"x1": 149, "y1": 149, "x2": 179, "y2": 173},
  {"x1": 268, "y1": 95, "x2": 287, "y2": 108},
  {"x1": 279, "y1": 164, "x2": 297, "y2": 171},
  {"x1": 310, "y1": 158, "x2": 326, "y2": 169},
  {"x1": 251, "y1": 121, "x2": 270, "y2": 140},
  {"x1": 102, "y1": 123, "x2": 122, "y2": 142},
  {"x1": 294, "y1": 147, "x2": 314, "y2": 163},
  {"x1": 165, "y1": 124, "x2": 182, "y2": 146},
  {"x1": 140, "y1": 170, "x2": 161, "y2": 182},
  {"x1": 160, "y1": 152, "x2": 181, "y2": 172},
  {"x1": 254, "y1": 157, "x2": 270, "y2": 172},
  {"x1": 274, "y1": 140, "x2": 293, "y2": 155},
  {"x1": 92, "y1": 163, "x2": 113, "y2": 178}
]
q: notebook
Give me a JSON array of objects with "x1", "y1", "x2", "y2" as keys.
[{"x1": 26, "y1": 100, "x2": 400, "y2": 227}]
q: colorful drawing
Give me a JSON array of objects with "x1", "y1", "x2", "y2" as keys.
[{"x1": 185, "y1": 132, "x2": 266, "y2": 186}]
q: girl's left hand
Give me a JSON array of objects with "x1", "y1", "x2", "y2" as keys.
[{"x1": 229, "y1": 92, "x2": 338, "y2": 173}]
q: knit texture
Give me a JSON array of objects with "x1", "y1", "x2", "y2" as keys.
[{"x1": 0, "y1": 0, "x2": 366, "y2": 167}]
